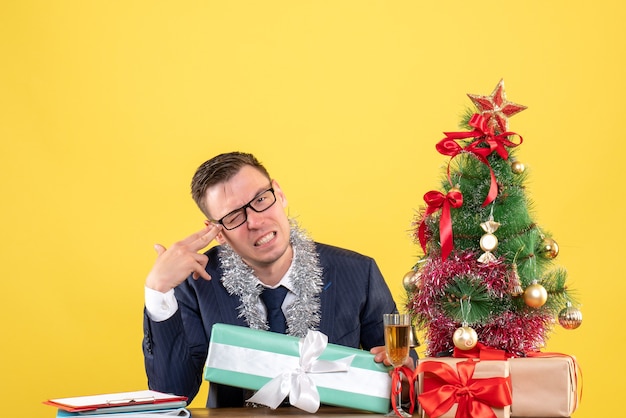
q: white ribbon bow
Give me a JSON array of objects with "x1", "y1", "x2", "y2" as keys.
[{"x1": 246, "y1": 330, "x2": 355, "y2": 413}]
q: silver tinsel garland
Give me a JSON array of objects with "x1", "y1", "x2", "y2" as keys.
[{"x1": 219, "y1": 220, "x2": 323, "y2": 337}]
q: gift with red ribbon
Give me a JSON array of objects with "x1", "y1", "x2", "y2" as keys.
[
  {"x1": 446, "y1": 343, "x2": 581, "y2": 417},
  {"x1": 415, "y1": 357, "x2": 512, "y2": 418}
]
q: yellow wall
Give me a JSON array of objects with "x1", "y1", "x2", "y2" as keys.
[{"x1": 1, "y1": 1, "x2": 622, "y2": 416}]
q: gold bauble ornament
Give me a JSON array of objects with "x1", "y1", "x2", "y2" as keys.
[
  {"x1": 402, "y1": 270, "x2": 421, "y2": 292},
  {"x1": 558, "y1": 302, "x2": 583, "y2": 330},
  {"x1": 539, "y1": 237, "x2": 559, "y2": 259},
  {"x1": 449, "y1": 186, "x2": 461, "y2": 194},
  {"x1": 523, "y1": 280, "x2": 548, "y2": 308},
  {"x1": 511, "y1": 160, "x2": 525, "y2": 174},
  {"x1": 452, "y1": 325, "x2": 478, "y2": 350}
]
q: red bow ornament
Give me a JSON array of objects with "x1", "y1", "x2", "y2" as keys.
[
  {"x1": 416, "y1": 359, "x2": 512, "y2": 418},
  {"x1": 418, "y1": 189, "x2": 463, "y2": 261},
  {"x1": 390, "y1": 365, "x2": 416, "y2": 417},
  {"x1": 436, "y1": 114, "x2": 523, "y2": 207}
]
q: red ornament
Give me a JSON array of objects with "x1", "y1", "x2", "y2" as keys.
[
  {"x1": 467, "y1": 79, "x2": 527, "y2": 133},
  {"x1": 418, "y1": 189, "x2": 463, "y2": 261}
]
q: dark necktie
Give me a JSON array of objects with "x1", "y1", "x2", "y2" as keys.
[{"x1": 260, "y1": 286, "x2": 288, "y2": 333}]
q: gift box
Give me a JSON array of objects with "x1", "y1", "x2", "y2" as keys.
[
  {"x1": 416, "y1": 357, "x2": 512, "y2": 418},
  {"x1": 509, "y1": 356, "x2": 579, "y2": 417},
  {"x1": 204, "y1": 324, "x2": 392, "y2": 414}
]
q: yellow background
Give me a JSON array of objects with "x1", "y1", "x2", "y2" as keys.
[{"x1": 1, "y1": 1, "x2": 622, "y2": 416}]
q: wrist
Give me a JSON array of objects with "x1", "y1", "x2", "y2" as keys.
[{"x1": 145, "y1": 273, "x2": 173, "y2": 293}]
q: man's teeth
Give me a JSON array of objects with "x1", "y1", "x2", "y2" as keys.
[{"x1": 256, "y1": 232, "x2": 275, "y2": 246}]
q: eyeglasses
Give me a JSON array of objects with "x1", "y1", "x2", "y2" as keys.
[{"x1": 212, "y1": 187, "x2": 277, "y2": 230}]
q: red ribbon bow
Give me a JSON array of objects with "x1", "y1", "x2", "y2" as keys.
[
  {"x1": 390, "y1": 365, "x2": 416, "y2": 417},
  {"x1": 416, "y1": 359, "x2": 512, "y2": 418},
  {"x1": 418, "y1": 189, "x2": 463, "y2": 261},
  {"x1": 436, "y1": 114, "x2": 523, "y2": 207}
]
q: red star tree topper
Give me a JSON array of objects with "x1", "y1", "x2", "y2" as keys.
[{"x1": 467, "y1": 79, "x2": 527, "y2": 134}]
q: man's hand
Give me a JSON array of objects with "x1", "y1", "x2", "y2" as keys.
[
  {"x1": 145, "y1": 223, "x2": 221, "y2": 293},
  {"x1": 370, "y1": 345, "x2": 390, "y2": 366},
  {"x1": 370, "y1": 346, "x2": 415, "y2": 370},
  {"x1": 371, "y1": 346, "x2": 416, "y2": 402}
]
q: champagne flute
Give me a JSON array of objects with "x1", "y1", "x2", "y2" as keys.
[{"x1": 383, "y1": 313, "x2": 412, "y2": 418}]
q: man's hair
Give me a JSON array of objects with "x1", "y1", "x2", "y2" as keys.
[{"x1": 191, "y1": 152, "x2": 271, "y2": 217}]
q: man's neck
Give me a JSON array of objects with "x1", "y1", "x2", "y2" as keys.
[{"x1": 252, "y1": 245, "x2": 294, "y2": 287}]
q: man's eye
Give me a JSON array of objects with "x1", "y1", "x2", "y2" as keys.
[{"x1": 225, "y1": 211, "x2": 245, "y2": 224}]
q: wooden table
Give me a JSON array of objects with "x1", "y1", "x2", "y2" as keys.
[{"x1": 188, "y1": 407, "x2": 383, "y2": 417}]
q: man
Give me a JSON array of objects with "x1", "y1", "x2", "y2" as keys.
[{"x1": 143, "y1": 152, "x2": 404, "y2": 407}]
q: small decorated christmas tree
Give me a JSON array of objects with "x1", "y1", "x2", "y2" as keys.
[{"x1": 405, "y1": 80, "x2": 582, "y2": 356}]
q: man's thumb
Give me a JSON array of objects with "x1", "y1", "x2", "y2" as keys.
[{"x1": 153, "y1": 243, "x2": 167, "y2": 256}]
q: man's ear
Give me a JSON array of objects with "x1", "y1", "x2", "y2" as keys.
[
  {"x1": 205, "y1": 219, "x2": 227, "y2": 245},
  {"x1": 272, "y1": 179, "x2": 288, "y2": 207}
]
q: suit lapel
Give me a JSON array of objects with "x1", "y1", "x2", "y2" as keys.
[
  {"x1": 212, "y1": 278, "x2": 248, "y2": 327},
  {"x1": 318, "y1": 263, "x2": 335, "y2": 338}
]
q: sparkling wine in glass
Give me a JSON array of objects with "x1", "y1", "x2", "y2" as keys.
[{"x1": 383, "y1": 313, "x2": 412, "y2": 417}]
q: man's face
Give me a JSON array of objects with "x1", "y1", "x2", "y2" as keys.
[{"x1": 205, "y1": 165, "x2": 292, "y2": 272}]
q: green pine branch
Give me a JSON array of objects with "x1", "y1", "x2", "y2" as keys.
[{"x1": 440, "y1": 276, "x2": 497, "y2": 324}]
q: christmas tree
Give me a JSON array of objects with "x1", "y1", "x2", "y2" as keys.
[{"x1": 405, "y1": 80, "x2": 582, "y2": 356}]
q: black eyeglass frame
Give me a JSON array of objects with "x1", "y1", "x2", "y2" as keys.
[{"x1": 210, "y1": 187, "x2": 277, "y2": 230}]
